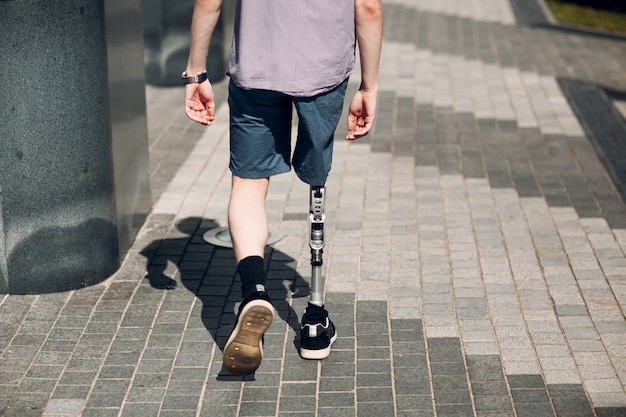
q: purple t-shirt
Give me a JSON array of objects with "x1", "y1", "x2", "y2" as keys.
[{"x1": 227, "y1": 0, "x2": 356, "y2": 97}]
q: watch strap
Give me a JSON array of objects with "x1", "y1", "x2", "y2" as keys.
[{"x1": 181, "y1": 71, "x2": 208, "y2": 84}]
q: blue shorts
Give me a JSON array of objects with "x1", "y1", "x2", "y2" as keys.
[{"x1": 228, "y1": 79, "x2": 348, "y2": 186}]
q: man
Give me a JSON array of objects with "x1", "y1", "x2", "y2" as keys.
[{"x1": 184, "y1": 0, "x2": 382, "y2": 376}]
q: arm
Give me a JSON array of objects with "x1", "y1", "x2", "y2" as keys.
[
  {"x1": 346, "y1": 0, "x2": 383, "y2": 140},
  {"x1": 184, "y1": 0, "x2": 223, "y2": 125}
]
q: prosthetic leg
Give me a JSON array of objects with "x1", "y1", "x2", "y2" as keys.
[
  {"x1": 299, "y1": 184, "x2": 337, "y2": 359},
  {"x1": 309, "y1": 185, "x2": 326, "y2": 306}
]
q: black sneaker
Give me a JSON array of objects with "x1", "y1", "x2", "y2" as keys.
[
  {"x1": 299, "y1": 304, "x2": 337, "y2": 360},
  {"x1": 223, "y1": 291, "x2": 274, "y2": 375}
]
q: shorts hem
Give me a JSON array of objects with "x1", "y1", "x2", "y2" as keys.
[
  {"x1": 295, "y1": 172, "x2": 328, "y2": 187},
  {"x1": 230, "y1": 166, "x2": 291, "y2": 179}
]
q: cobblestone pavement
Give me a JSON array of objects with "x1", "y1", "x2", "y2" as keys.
[{"x1": 2, "y1": 1, "x2": 626, "y2": 416}]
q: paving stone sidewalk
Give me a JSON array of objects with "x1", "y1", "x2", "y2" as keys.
[{"x1": 2, "y1": 1, "x2": 626, "y2": 416}]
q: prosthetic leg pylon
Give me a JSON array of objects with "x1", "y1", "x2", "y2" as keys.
[{"x1": 309, "y1": 185, "x2": 325, "y2": 306}]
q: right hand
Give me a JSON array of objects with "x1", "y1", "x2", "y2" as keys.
[{"x1": 184, "y1": 81, "x2": 216, "y2": 125}]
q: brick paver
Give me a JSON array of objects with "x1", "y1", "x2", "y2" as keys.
[{"x1": 1, "y1": 1, "x2": 626, "y2": 416}]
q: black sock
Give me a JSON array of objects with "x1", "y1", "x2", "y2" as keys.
[
  {"x1": 303, "y1": 302, "x2": 327, "y2": 323},
  {"x1": 237, "y1": 256, "x2": 266, "y2": 299}
]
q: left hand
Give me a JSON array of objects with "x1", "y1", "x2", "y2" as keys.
[{"x1": 346, "y1": 89, "x2": 377, "y2": 140}]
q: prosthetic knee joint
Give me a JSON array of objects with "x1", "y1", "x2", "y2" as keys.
[{"x1": 309, "y1": 185, "x2": 326, "y2": 306}]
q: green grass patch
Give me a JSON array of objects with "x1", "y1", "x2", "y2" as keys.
[{"x1": 544, "y1": 0, "x2": 626, "y2": 35}]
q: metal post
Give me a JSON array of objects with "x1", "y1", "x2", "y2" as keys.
[{"x1": 309, "y1": 185, "x2": 326, "y2": 306}]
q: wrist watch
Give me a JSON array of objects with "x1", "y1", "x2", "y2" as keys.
[{"x1": 181, "y1": 71, "x2": 208, "y2": 84}]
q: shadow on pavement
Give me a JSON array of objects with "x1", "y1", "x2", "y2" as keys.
[{"x1": 140, "y1": 216, "x2": 309, "y2": 378}]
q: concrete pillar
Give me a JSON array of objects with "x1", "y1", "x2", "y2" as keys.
[
  {"x1": 0, "y1": 0, "x2": 151, "y2": 294},
  {"x1": 107, "y1": 0, "x2": 153, "y2": 256}
]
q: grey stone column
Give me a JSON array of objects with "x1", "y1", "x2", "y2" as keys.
[
  {"x1": 0, "y1": 0, "x2": 150, "y2": 294},
  {"x1": 106, "y1": 0, "x2": 152, "y2": 256}
]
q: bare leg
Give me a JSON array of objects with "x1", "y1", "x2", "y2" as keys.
[
  {"x1": 228, "y1": 175, "x2": 270, "y2": 262},
  {"x1": 223, "y1": 175, "x2": 274, "y2": 376}
]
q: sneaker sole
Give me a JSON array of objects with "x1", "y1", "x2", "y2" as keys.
[
  {"x1": 223, "y1": 299, "x2": 274, "y2": 376},
  {"x1": 299, "y1": 331, "x2": 338, "y2": 360}
]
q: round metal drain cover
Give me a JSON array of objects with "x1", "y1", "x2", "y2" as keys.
[{"x1": 202, "y1": 227, "x2": 284, "y2": 248}]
